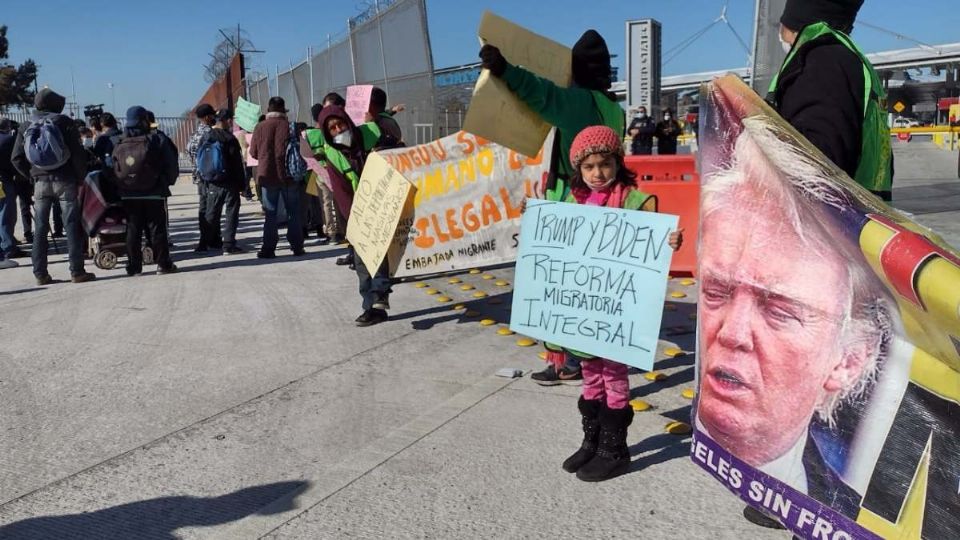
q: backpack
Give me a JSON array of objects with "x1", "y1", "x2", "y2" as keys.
[
  {"x1": 24, "y1": 117, "x2": 71, "y2": 171},
  {"x1": 285, "y1": 122, "x2": 308, "y2": 182},
  {"x1": 196, "y1": 136, "x2": 227, "y2": 183},
  {"x1": 112, "y1": 135, "x2": 160, "y2": 193}
]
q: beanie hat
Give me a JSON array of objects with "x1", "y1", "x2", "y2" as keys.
[
  {"x1": 570, "y1": 125, "x2": 623, "y2": 170},
  {"x1": 780, "y1": 0, "x2": 864, "y2": 33},
  {"x1": 572, "y1": 30, "x2": 612, "y2": 91}
]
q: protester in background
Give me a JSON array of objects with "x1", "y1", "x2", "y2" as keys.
[
  {"x1": 305, "y1": 103, "x2": 345, "y2": 245},
  {"x1": 0, "y1": 118, "x2": 24, "y2": 265},
  {"x1": 316, "y1": 104, "x2": 391, "y2": 326},
  {"x1": 0, "y1": 183, "x2": 15, "y2": 269},
  {"x1": 188, "y1": 104, "x2": 217, "y2": 252},
  {"x1": 322, "y1": 92, "x2": 346, "y2": 108},
  {"x1": 235, "y1": 121, "x2": 255, "y2": 201},
  {"x1": 769, "y1": 0, "x2": 892, "y2": 201},
  {"x1": 627, "y1": 106, "x2": 656, "y2": 155},
  {"x1": 655, "y1": 109, "x2": 681, "y2": 155},
  {"x1": 479, "y1": 29, "x2": 624, "y2": 385},
  {"x1": 538, "y1": 126, "x2": 681, "y2": 482},
  {"x1": 92, "y1": 112, "x2": 122, "y2": 165},
  {"x1": 198, "y1": 108, "x2": 246, "y2": 255},
  {"x1": 89, "y1": 116, "x2": 103, "y2": 137},
  {"x1": 250, "y1": 97, "x2": 304, "y2": 259},
  {"x1": 368, "y1": 87, "x2": 404, "y2": 149},
  {"x1": 111, "y1": 106, "x2": 178, "y2": 276},
  {"x1": 10, "y1": 121, "x2": 33, "y2": 246},
  {"x1": 11, "y1": 88, "x2": 95, "y2": 285},
  {"x1": 80, "y1": 127, "x2": 96, "y2": 149}
]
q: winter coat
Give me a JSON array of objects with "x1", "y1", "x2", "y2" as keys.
[
  {"x1": 770, "y1": 32, "x2": 865, "y2": 180},
  {"x1": 202, "y1": 127, "x2": 246, "y2": 191},
  {"x1": 655, "y1": 119, "x2": 682, "y2": 155},
  {"x1": 112, "y1": 127, "x2": 179, "y2": 199},
  {"x1": 249, "y1": 112, "x2": 292, "y2": 188},
  {"x1": 11, "y1": 88, "x2": 87, "y2": 182}
]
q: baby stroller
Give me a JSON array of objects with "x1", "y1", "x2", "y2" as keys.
[{"x1": 81, "y1": 170, "x2": 153, "y2": 270}]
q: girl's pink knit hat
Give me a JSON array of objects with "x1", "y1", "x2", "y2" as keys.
[{"x1": 569, "y1": 125, "x2": 623, "y2": 170}]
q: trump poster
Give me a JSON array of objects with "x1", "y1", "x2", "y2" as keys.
[{"x1": 693, "y1": 75, "x2": 960, "y2": 540}]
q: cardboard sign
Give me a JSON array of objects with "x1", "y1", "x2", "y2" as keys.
[
  {"x1": 509, "y1": 200, "x2": 677, "y2": 369},
  {"x1": 346, "y1": 152, "x2": 413, "y2": 273},
  {"x1": 345, "y1": 85, "x2": 375, "y2": 126},
  {"x1": 235, "y1": 97, "x2": 261, "y2": 133},
  {"x1": 462, "y1": 11, "x2": 571, "y2": 157}
]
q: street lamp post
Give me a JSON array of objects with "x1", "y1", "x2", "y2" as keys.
[{"x1": 107, "y1": 82, "x2": 116, "y2": 113}]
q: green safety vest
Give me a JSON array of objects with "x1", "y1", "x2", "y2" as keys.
[{"x1": 768, "y1": 22, "x2": 892, "y2": 193}]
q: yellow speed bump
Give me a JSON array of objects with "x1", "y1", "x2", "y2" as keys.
[
  {"x1": 469, "y1": 269, "x2": 481, "y2": 275},
  {"x1": 453, "y1": 304, "x2": 467, "y2": 310},
  {"x1": 516, "y1": 338, "x2": 537, "y2": 347},
  {"x1": 664, "y1": 347, "x2": 684, "y2": 358},
  {"x1": 437, "y1": 296, "x2": 452, "y2": 303},
  {"x1": 482, "y1": 274, "x2": 495, "y2": 280},
  {"x1": 472, "y1": 291, "x2": 488, "y2": 298},
  {"x1": 495, "y1": 280, "x2": 510, "y2": 287},
  {"x1": 460, "y1": 284, "x2": 475, "y2": 291},
  {"x1": 630, "y1": 399, "x2": 651, "y2": 412},
  {"x1": 670, "y1": 292, "x2": 687, "y2": 299},
  {"x1": 680, "y1": 279, "x2": 696, "y2": 286},
  {"x1": 644, "y1": 371, "x2": 667, "y2": 382},
  {"x1": 497, "y1": 327, "x2": 515, "y2": 336},
  {"x1": 447, "y1": 278, "x2": 462, "y2": 284},
  {"x1": 415, "y1": 282, "x2": 428, "y2": 288},
  {"x1": 538, "y1": 351, "x2": 548, "y2": 360},
  {"x1": 665, "y1": 421, "x2": 692, "y2": 435},
  {"x1": 681, "y1": 388, "x2": 696, "y2": 400},
  {"x1": 425, "y1": 288, "x2": 439, "y2": 295},
  {"x1": 479, "y1": 319, "x2": 497, "y2": 327}
]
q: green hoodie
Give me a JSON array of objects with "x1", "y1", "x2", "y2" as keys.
[{"x1": 501, "y1": 64, "x2": 625, "y2": 202}]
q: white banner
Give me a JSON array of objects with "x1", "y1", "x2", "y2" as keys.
[{"x1": 379, "y1": 130, "x2": 554, "y2": 277}]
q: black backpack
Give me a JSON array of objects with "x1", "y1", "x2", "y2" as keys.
[{"x1": 112, "y1": 135, "x2": 160, "y2": 193}]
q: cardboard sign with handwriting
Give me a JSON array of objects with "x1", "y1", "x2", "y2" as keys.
[
  {"x1": 510, "y1": 200, "x2": 677, "y2": 369},
  {"x1": 463, "y1": 11, "x2": 571, "y2": 157},
  {"x1": 346, "y1": 152, "x2": 413, "y2": 272}
]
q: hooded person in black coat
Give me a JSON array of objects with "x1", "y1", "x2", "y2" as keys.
[{"x1": 769, "y1": 0, "x2": 889, "y2": 197}]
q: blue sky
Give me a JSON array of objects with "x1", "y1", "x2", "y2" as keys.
[{"x1": 5, "y1": 0, "x2": 958, "y2": 117}]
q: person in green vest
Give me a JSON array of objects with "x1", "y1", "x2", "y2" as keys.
[
  {"x1": 768, "y1": 0, "x2": 893, "y2": 201},
  {"x1": 314, "y1": 104, "x2": 399, "y2": 327},
  {"x1": 478, "y1": 29, "x2": 624, "y2": 386}
]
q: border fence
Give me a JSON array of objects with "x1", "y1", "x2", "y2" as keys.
[{"x1": 247, "y1": 0, "x2": 436, "y2": 145}]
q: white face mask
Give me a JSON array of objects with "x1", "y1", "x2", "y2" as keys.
[
  {"x1": 664, "y1": 114, "x2": 672, "y2": 121},
  {"x1": 780, "y1": 35, "x2": 792, "y2": 54},
  {"x1": 333, "y1": 130, "x2": 353, "y2": 147},
  {"x1": 82, "y1": 138, "x2": 94, "y2": 148}
]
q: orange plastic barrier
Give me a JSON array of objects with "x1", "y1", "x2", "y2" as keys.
[{"x1": 624, "y1": 155, "x2": 700, "y2": 276}]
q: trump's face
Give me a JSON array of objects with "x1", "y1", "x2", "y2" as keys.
[{"x1": 698, "y1": 201, "x2": 855, "y2": 466}]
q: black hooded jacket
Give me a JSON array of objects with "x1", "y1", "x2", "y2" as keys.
[{"x1": 11, "y1": 88, "x2": 87, "y2": 182}]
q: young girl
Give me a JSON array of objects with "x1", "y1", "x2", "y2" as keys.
[{"x1": 554, "y1": 125, "x2": 682, "y2": 482}]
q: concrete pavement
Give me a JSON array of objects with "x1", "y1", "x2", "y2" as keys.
[{"x1": 0, "y1": 142, "x2": 955, "y2": 539}]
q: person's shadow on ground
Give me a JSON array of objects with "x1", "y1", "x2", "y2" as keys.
[{"x1": 0, "y1": 480, "x2": 309, "y2": 540}]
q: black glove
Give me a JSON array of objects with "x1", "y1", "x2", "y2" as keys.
[{"x1": 479, "y1": 44, "x2": 507, "y2": 78}]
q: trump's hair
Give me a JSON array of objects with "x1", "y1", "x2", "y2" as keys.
[{"x1": 701, "y1": 116, "x2": 898, "y2": 427}]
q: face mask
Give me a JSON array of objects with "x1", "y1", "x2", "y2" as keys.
[
  {"x1": 333, "y1": 130, "x2": 352, "y2": 147},
  {"x1": 780, "y1": 36, "x2": 792, "y2": 54},
  {"x1": 637, "y1": 111, "x2": 647, "y2": 119},
  {"x1": 82, "y1": 138, "x2": 94, "y2": 148},
  {"x1": 664, "y1": 115, "x2": 672, "y2": 121}
]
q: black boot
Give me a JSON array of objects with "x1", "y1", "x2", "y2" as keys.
[
  {"x1": 576, "y1": 404, "x2": 633, "y2": 482},
  {"x1": 562, "y1": 397, "x2": 602, "y2": 473}
]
